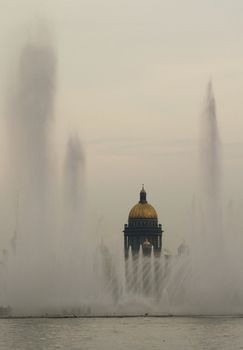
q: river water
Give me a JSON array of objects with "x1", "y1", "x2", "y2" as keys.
[{"x1": 0, "y1": 317, "x2": 243, "y2": 350}]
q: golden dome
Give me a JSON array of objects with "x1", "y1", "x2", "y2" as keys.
[
  {"x1": 129, "y1": 202, "x2": 158, "y2": 219},
  {"x1": 128, "y1": 185, "x2": 158, "y2": 219}
]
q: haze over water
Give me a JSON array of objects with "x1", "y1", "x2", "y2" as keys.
[{"x1": 0, "y1": 22, "x2": 242, "y2": 317}]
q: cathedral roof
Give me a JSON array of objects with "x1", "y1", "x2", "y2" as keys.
[{"x1": 128, "y1": 186, "x2": 158, "y2": 219}]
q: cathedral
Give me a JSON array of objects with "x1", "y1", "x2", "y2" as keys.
[{"x1": 123, "y1": 186, "x2": 163, "y2": 258}]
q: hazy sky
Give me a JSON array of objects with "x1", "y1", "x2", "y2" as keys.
[{"x1": 1, "y1": 0, "x2": 243, "y2": 251}]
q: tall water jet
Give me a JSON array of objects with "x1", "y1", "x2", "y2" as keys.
[
  {"x1": 200, "y1": 80, "x2": 222, "y2": 239},
  {"x1": 187, "y1": 80, "x2": 235, "y2": 314},
  {"x1": 55, "y1": 134, "x2": 86, "y2": 307},
  {"x1": 182, "y1": 80, "x2": 225, "y2": 314},
  {"x1": 162, "y1": 81, "x2": 228, "y2": 315},
  {"x1": 3, "y1": 29, "x2": 57, "y2": 314},
  {"x1": 137, "y1": 245, "x2": 143, "y2": 295},
  {"x1": 126, "y1": 246, "x2": 133, "y2": 293}
]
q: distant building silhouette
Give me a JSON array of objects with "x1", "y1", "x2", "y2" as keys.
[{"x1": 177, "y1": 241, "x2": 190, "y2": 256}]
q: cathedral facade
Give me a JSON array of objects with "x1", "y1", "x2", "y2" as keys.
[{"x1": 123, "y1": 186, "x2": 163, "y2": 257}]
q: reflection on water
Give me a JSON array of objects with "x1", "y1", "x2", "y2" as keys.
[{"x1": 0, "y1": 317, "x2": 243, "y2": 350}]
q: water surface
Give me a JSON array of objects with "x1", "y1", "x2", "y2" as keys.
[{"x1": 1, "y1": 317, "x2": 243, "y2": 350}]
